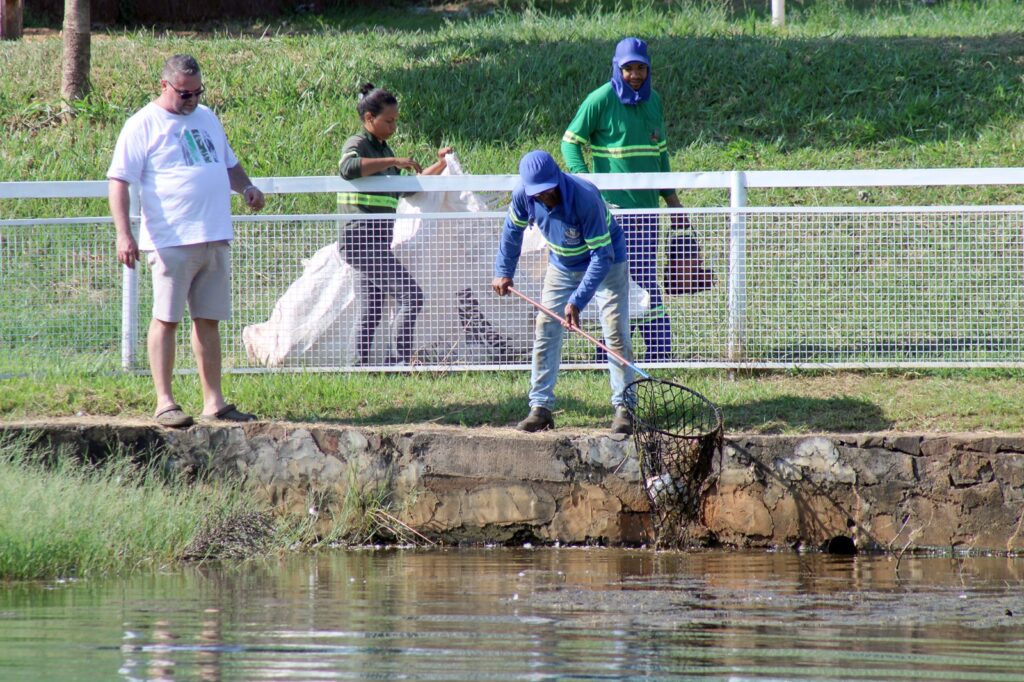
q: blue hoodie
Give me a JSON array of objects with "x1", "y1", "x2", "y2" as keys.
[
  {"x1": 494, "y1": 151, "x2": 627, "y2": 311},
  {"x1": 610, "y1": 37, "x2": 651, "y2": 105}
]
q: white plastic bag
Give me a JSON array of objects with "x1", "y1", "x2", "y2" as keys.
[
  {"x1": 393, "y1": 153, "x2": 499, "y2": 247},
  {"x1": 243, "y1": 242, "x2": 359, "y2": 368},
  {"x1": 243, "y1": 152, "x2": 650, "y2": 368},
  {"x1": 387, "y1": 153, "x2": 534, "y2": 363},
  {"x1": 244, "y1": 154, "x2": 527, "y2": 367}
]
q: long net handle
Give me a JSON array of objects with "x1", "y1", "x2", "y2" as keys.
[{"x1": 507, "y1": 286, "x2": 650, "y2": 379}]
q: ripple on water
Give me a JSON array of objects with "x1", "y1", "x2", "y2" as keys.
[{"x1": 1, "y1": 548, "x2": 1022, "y2": 681}]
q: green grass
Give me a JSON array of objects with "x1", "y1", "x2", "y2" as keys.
[
  {"x1": 5, "y1": 366, "x2": 1024, "y2": 433},
  {"x1": 0, "y1": 434, "x2": 248, "y2": 579},
  {"x1": 3, "y1": 0, "x2": 1024, "y2": 433},
  {"x1": 2, "y1": 0, "x2": 1023, "y2": 218},
  {"x1": 0, "y1": 433, "x2": 409, "y2": 580}
]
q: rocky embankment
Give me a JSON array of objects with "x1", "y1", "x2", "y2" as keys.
[{"x1": 4, "y1": 418, "x2": 1023, "y2": 553}]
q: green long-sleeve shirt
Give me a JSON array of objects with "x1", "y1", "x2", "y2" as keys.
[
  {"x1": 337, "y1": 129, "x2": 402, "y2": 214},
  {"x1": 561, "y1": 82, "x2": 674, "y2": 210}
]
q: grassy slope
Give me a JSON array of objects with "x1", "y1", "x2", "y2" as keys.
[
  {"x1": 2, "y1": 0, "x2": 1024, "y2": 432},
  {"x1": 3, "y1": 0, "x2": 1023, "y2": 213}
]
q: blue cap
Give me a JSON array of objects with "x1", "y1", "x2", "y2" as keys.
[
  {"x1": 614, "y1": 37, "x2": 650, "y2": 68},
  {"x1": 519, "y1": 150, "x2": 561, "y2": 196}
]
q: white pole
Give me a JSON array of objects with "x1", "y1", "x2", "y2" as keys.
[
  {"x1": 121, "y1": 184, "x2": 140, "y2": 371},
  {"x1": 728, "y1": 171, "x2": 748, "y2": 363},
  {"x1": 772, "y1": 0, "x2": 785, "y2": 26}
]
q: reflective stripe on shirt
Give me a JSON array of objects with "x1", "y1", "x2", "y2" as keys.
[
  {"x1": 590, "y1": 141, "x2": 667, "y2": 159},
  {"x1": 336, "y1": 192, "x2": 399, "y2": 210}
]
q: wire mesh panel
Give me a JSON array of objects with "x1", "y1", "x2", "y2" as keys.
[
  {"x1": 5, "y1": 205, "x2": 1024, "y2": 373},
  {"x1": 213, "y1": 209, "x2": 726, "y2": 372},
  {"x1": 223, "y1": 212, "x2": 530, "y2": 371},
  {"x1": 739, "y1": 207, "x2": 1024, "y2": 364},
  {"x1": 134, "y1": 205, "x2": 1024, "y2": 370},
  {"x1": 0, "y1": 218, "x2": 122, "y2": 374},
  {"x1": 659, "y1": 211, "x2": 729, "y2": 364}
]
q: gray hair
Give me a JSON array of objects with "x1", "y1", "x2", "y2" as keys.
[{"x1": 162, "y1": 54, "x2": 201, "y2": 81}]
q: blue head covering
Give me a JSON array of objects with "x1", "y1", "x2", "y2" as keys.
[
  {"x1": 610, "y1": 37, "x2": 651, "y2": 106},
  {"x1": 518, "y1": 150, "x2": 572, "y2": 221},
  {"x1": 520, "y1": 150, "x2": 561, "y2": 195}
]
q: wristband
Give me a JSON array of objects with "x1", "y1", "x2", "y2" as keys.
[{"x1": 242, "y1": 185, "x2": 257, "y2": 194}]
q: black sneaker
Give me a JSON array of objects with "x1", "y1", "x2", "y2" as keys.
[
  {"x1": 516, "y1": 406, "x2": 554, "y2": 432},
  {"x1": 610, "y1": 405, "x2": 633, "y2": 435}
]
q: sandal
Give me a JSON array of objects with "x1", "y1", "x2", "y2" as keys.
[
  {"x1": 200, "y1": 403, "x2": 257, "y2": 423},
  {"x1": 154, "y1": 404, "x2": 194, "y2": 428}
]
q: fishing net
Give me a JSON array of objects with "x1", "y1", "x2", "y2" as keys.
[{"x1": 627, "y1": 378, "x2": 724, "y2": 548}]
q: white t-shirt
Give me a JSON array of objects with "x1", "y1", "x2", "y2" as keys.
[{"x1": 107, "y1": 102, "x2": 240, "y2": 250}]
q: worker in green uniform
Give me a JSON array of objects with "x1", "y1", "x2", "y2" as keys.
[{"x1": 562, "y1": 37, "x2": 694, "y2": 361}]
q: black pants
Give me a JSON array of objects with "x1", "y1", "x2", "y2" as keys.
[{"x1": 340, "y1": 219, "x2": 424, "y2": 364}]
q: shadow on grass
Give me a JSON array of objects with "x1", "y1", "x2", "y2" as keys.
[
  {"x1": 340, "y1": 394, "x2": 892, "y2": 433},
  {"x1": 369, "y1": 32, "x2": 1023, "y2": 156},
  {"x1": 320, "y1": 389, "x2": 609, "y2": 430},
  {"x1": 8, "y1": 15, "x2": 1023, "y2": 193},
  {"x1": 341, "y1": 401, "x2": 531, "y2": 428},
  {"x1": 23, "y1": 0, "x2": 968, "y2": 31},
  {"x1": 725, "y1": 395, "x2": 891, "y2": 433}
]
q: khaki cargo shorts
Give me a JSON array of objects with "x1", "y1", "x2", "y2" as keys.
[{"x1": 147, "y1": 240, "x2": 231, "y2": 322}]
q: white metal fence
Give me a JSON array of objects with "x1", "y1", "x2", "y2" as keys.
[{"x1": 2, "y1": 169, "x2": 1024, "y2": 374}]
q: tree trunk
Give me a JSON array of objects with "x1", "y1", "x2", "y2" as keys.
[
  {"x1": 60, "y1": 0, "x2": 90, "y2": 119},
  {"x1": 0, "y1": 0, "x2": 24, "y2": 41}
]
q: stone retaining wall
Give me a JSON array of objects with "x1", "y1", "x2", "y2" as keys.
[{"x1": 3, "y1": 419, "x2": 1023, "y2": 553}]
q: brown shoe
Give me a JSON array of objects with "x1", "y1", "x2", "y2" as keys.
[
  {"x1": 516, "y1": 406, "x2": 554, "y2": 432},
  {"x1": 154, "y1": 404, "x2": 194, "y2": 428},
  {"x1": 610, "y1": 405, "x2": 633, "y2": 435},
  {"x1": 200, "y1": 403, "x2": 257, "y2": 423}
]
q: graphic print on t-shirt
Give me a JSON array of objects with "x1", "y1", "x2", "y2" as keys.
[{"x1": 179, "y1": 128, "x2": 220, "y2": 166}]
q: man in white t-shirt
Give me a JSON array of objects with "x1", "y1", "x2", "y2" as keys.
[{"x1": 108, "y1": 54, "x2": 266, "y2": 428}]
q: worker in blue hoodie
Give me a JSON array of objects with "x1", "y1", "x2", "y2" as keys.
[{"x1": 492, "y1": 150, "x2": 634, "y2": 434}]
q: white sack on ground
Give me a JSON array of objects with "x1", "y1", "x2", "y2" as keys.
[
  {"x1": 242, "y1": 241, "x2": 360, "y2": 368},
  {"x1": 243, "y1": 154, "x2": 650, "y2": 368}
]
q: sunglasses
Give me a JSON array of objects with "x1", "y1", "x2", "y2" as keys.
[{"x1": 166, "y1": 83, "x2": 205, "y2": 100}]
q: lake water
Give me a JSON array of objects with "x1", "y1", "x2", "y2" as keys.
[{"x1": 1, "y1": 548, "x2": 1022, "y2": 681}]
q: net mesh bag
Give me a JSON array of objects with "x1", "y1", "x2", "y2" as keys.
[{"x1": 627, "y1": 378, "x2": 724, "y2": 548}]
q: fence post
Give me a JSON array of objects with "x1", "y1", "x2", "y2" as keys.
[
  {"x1": 728, "y1": 170, "x2": 747, "y2": 363},
  {"x1": 121, "y1": 185, "x2": 140, "y2": 371},
  {"x1": 772, "y1": 0, "x2": 785, "y2": 26}
]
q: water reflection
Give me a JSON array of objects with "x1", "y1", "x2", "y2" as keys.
[
  {"x1": 0, "y1": 549, "x2": 1022, "y2": 681},
  {"x1": 119, "y1": 610, "x2": 224, "y2": 682}
]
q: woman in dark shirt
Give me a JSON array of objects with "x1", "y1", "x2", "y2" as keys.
[{"x1": 337, "y1": 83, "x2": 451, "y2": 365}]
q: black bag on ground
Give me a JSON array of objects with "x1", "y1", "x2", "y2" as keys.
[{"x1": 663, "y1": 233, "x2": 714, "y2": 295}]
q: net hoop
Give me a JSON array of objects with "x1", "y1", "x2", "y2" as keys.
[
  {"x1": 627, "y1": 377, "x2": 724, "y2": 548},
  {"x1": 628, "y1": 378, "x2": 723, "y2": 440}
]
